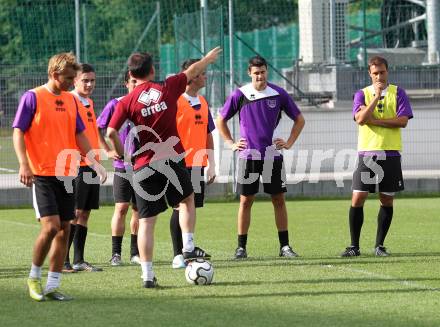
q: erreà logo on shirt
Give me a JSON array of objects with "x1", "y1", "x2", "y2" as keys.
[{"x1": 138, "y1": 88, "x2": 168, "y2": 117}]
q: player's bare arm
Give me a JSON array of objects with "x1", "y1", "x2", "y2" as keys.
[
  {"x1": 273, "y1": 113, "x2": 305, "y2": 150},
  {"x1": 106, "y1": 127, "x2": 125, "y2": 159},
  {"x1": 216, "y1": 116, "x2": 247, "y2": 151},
  {"x1": 13, "y1": 128, "x2": 34, "y2": 187},
  {"x1": 355, "y1": 80, "x2": 387, "y2": 125},
  {"x1": 367, "y1": 116, "x2": 409, "y2": 128},
  {"x1": 76, "y1": 131, "x2": 107, "y2": 183},
  {"x1": 206, "y1": 133, "x2": 216, "y2": 184},
  {"x1": 184, "y1": 47, "x2": 222, "y2": 81},
  {"x1": 98, "y1": 127, "x2": 121, "y2": 160}
]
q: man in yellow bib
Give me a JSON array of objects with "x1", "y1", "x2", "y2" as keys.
[{"x1": 341, "y1": 56, "x2": 413, "y2": 257}]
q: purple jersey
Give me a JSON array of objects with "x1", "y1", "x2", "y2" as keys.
[
  {"x1": 12, "y1": 90, "x2": 85, "y2": 133},
  {"x1": 352, "y1": 85, "x2": 413, "y2": 156},
  {"x1": 220, "y1": 82, "x2": 301, "y2": 159},
  {"x1": 97, "y1": 97, "x2": 136, "y2": 169}
]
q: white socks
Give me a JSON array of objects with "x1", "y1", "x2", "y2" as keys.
[
  {"x1": 29, "y1": 263, "x2": 42, "y2": 279},
  {"x1": 141, "y1": 261, "x2": 154, "y2": 281},
  {"x1": 182, "y1": 233, "x2": 194, "y2": 253},
  {"x1": 45, "y1": 271, "x2": 61, "y2": 292}
]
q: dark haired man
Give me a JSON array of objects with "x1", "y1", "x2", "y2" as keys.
[
  {"x1": 217, "y1": 55, "x2": 305, "y2": 259},
  {"x1": 107, "y1": 47, "x2": 221, "y2": 288},
  {"x1": 341, "y1": 56, "x2": 413, "y2": 257},
  {"x1": 97, "y1": 71, "x2": 141, "y2": 266},
  {"x1": 169, "y1": 58, "x2": 216, "y2": 269},
  {"x1": 64, "y1": 63, "x2": 104, "y2": 272}
]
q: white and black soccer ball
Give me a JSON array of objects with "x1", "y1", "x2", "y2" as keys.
[{"x1": 185, "y1": 259, "x2": 214, "y2": 285}]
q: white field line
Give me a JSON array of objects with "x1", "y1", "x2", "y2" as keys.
[
  {"x1": 323, "y1": 264, "x2": 438, "y2": 291},
  {"x1": 2, "y1": 219, "x2": 108, "y2": 238},
  {"x1": 0, "y1": 167, "x2": 16, "y2": 173}
]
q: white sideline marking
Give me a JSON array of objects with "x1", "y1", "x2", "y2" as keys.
[
  {"x1": 2, "y1": 220, "x2": 109, "y2": 238},
  {"x1": 0, "y1": 167, "x2": 16, "y2": 173},
  {"x1": 324, "y1": 264, "x2": 438, "y2": 291}
]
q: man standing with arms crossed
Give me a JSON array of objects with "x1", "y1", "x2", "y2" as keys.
[
  {"x1": 107, "y1": 47, "x2": 221, "y2": 288},
  {"x1": 217, "y1": 56, "x2": 305, "y2": 259},
  {"x1": 12, "y1": 52, "x2": 106, "y2": 301},
  {"x1": 341, "y1": 56, "x2": 413, "y2": 257}
]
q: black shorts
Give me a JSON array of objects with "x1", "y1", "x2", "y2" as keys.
[
  {"x1": 352, "y1": 155, "x2": 404, "y2": 193},
  {"x1": 32, "y1": 176, "x2": 75, "y2": 221},
  {"x1": 113, "y1": 168, "x2": 137, "y2": 207},
  {"x1": 74, "y1": 166, "x2": 100, "y2": 211},
  {"x1": 236, "y1": 159, "x2": 287, "y2": 196},
  {"x1": 133, "y1": 159, "x2": 194, "y2": 218},
  {"x1": 188, "y1": 167, "x2": 205, "y2": 208}
]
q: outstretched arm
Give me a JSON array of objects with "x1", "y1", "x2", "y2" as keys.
[{"x1": 184, "y1": 47, "x2": 222, "y2": 81}]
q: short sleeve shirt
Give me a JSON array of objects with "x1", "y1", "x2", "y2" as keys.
[
  {"x1": 220, "y1": 82, "x2": 301, "y2": 159},
  {"x1": 108, "y1": 73, "x2": 187, "y2": 169}
]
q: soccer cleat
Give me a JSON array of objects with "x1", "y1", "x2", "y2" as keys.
[
  {"x1": 44, "y1": 288, "x2": 73, "y2": 301},
  {"x1": 375, "y1": 246, "x2": 390, "y2": 257},
  {"x1": 109, "y1": 254, "x2": 122, "y2": 266},
  {"x1": 130, "y1": 255, "x2": 141, "y2": 265},
  {"x1": 27, "y1": 278, "x2": 45, "y2": 302},
  {"x1": 62, "y1": 262, "x2": 76, "y2": 273},
  {"x1": 234, "y1": 247, "x2": 248, "y2": 259},
  {"x1": 341, "y1": 246, "x2": 361, "y2": 257},
  {"x1": 73, "y1": 261, "x2": 103, "y2": 272},
  {"x1": 142, "y1": 277, "x2": 158, "y2": 289},
  {"x1": 172, "y1": 254, "x2": 187, "y2": 269},
  {"x1": 279, "y1": 245, "x2": 299, "y2": 258},
  {"x1": 182, "y1": 246, "x2": 211, "y2": 262}
]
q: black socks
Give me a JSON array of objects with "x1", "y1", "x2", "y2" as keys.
[
  {"x1": 349, "y1": 206, "x2": 364, "y2": 248},
  {"x1": 375, "y1": 206, "x2": 393, "y2": 247}
]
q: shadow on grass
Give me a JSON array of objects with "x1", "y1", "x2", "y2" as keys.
[
  {"x1": 211, "y1": 276, "x2": 440, "y2": 287},
  {"x1": 185, "y1": 287, "x2": 440, "y2": 300},
  {"x1": 211, "y1": 255, "x2": 440, "y2": 269},
  {"x1": 0, "y1": 266, "x2": 29, "y2": 279}
]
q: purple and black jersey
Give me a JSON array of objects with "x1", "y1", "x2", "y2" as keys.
[
  {"x1": 220, "y1": 82, "x2": 301, "y2": 159},
  {"x1": 97, "y1": 97, "x2": 136, "y2": 169}
]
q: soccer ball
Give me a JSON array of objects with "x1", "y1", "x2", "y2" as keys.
[{"x1": 185, "y1": 259, "x2": 214, "y2": 285}]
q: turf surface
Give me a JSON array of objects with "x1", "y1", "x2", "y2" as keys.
[{"x1": 1, "y1": 198, "x2": 439, "y2": 326}]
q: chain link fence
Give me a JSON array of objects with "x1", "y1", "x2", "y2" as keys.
[{"x1": 0, "y1": 0, "x2": 439, "y2": 193}]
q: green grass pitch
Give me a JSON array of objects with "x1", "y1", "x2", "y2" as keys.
[{"x1": 1, "y1": 198, "x2": 440, "y2": 326}]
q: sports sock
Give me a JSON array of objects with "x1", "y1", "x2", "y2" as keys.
[
  {"x1": 112, "y1": 236, "x2": 123, "y2": 256},
  {"x1": 29, "y1": 263, "x2": 42, "y2": 279},
  {"x1": 278, "y1": 230, "x2": 289, "y2": 248},
  {"x1": 65, "y1": 224, "x2": 76, "y2": 263},
  {"x1": 45, "y1": 271, "x2": 61, "y2": 292},
  {"x1": 349, "y1": 206, "x2": 364, "y2": 248},
  {"x1": 182, "y1": 233, "x2": 194, "y2": 253},
  {"x1": 170, "y1": 209, "x2": 183, "y2": 256},
  {"x1": 238, "y1": 234, "x2": 248, "y2": 249},
  {"x1": 375, "y1": 206, "x2": 393, "y2": 247},
  {"x1": 140, "y1": 261, "x2": 154, "y2": 281},
  {"x1": 73, "y1": 224, "x2": 88, "y2": 264},
  {"x1": 130, "y1": 234, "x2": 139, "y2": 256}
]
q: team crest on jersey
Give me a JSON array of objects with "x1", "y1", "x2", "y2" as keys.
[
  {"x1": 267, "y1": 99, "x2": 277, "y2": 108},
  {"x1": 138, "y1": 88, "x2": 162, "y2": 106}
]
